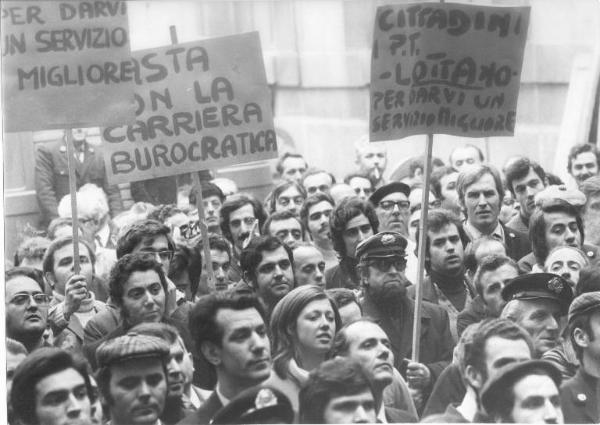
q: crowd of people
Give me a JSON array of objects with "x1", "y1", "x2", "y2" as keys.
[{"x1": 5, "y1": 128, "x2": 600, "y2": 424}]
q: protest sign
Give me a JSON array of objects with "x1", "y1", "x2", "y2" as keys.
[
  {"x1": 101, "y1": 31, "x2": 277, "y2": 185},
  {"x1": 370, "y1": 3, "x2": 530, "y2": 141},
  {"x1": 1, "y1": 0, "x2": 136, "y2": 131}
]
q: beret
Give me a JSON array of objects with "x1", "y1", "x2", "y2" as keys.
[
  {"x1": 568, "y1": 291, "x2": 600, "y2": 324},
  {"x1": 355, "y1": 231, "x2": 408, "y2": 260},
  {"x1": 481, "y1": 360, "x2": 561, "y2": 415},
  {"x1": 96, "y1": 332, "x2": 170, "y2": 368},
  {"x1": 501, "y1": 273, "x2": 573, "y2": 314},
  {"x1": 369, "y1": 182, "x2": 411, "y2": 205},
  {"x1": 534, "y1": 185, "x2": 586, "y2": 208},
  {"x1": 211, "y1": 386, "x2": 293, "y2": 424}
]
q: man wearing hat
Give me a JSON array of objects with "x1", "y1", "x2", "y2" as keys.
[
  {"x1": 559, "y1": 291, "x2": 600, "y2": 423},
  {"x1": 501, "y1": 273, "x2": 573, "y2": 358},
  {"x1": 480, "y1": 359, "x2": 564, "y2": 423},
  {"x1": 96, "y1": 332, "x2": 170, "y2": 425},
  {"x1": 211, "y1": 385, "x2": 294, "y2": 424},
  {"x1": 358, "y1": 231, "x2": 454, "y2": 405}
]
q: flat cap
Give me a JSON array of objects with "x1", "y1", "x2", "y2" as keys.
[
  {"x1": 211, "y1": 386, "x2": 293, "y2": 424},
  {"x1": 534, "y1": 185, "x2": 586, "y2": 208},
  {"x1": 355, "y1": 231, "x2": 408, "y2": 260},
  {"x1": 568, "y1": 291, "x2": 600, "y2": 324},
  {"x1": 96, "y1": 332, "x2": 170, "y2": 368},
  {"x1": 369, "y1": 182, "x2": 410, "y2": 205},
  {"x1": 481, "y1": 360, "x2": 561, "y2": 415},
  {"x1": 501, "y1": 273, "x2": 573, "y2": 314}
]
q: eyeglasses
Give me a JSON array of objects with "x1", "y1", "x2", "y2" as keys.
[
  {"x1": 278, "y1": 196, "x2": 304, "y2": 207},
  {"x1": 275, "y1": 229, "x2": 303, "y2": 240},
  {"x1": 366, "y1": 257, "x2": 407, "y2": 272},
  {"x1": 343, "y1": 224, "x2": 372, "y2": 238},
  {"x1": 230, "y1": 217, "x2": 256, "y2": 228},
  {"x1": 140, "y1": 249, "x2": 174, "y2": 262},
  {"x1": 309, "y1": 209, "x2": 332, "y2": 221},
  {"x1": 258, "y1": 259, "x2": 292, "y2": 274},
  {"x1": 9, "y1": 293, "x2": 50, "y2": 306},
  {"x1": 301, "y1": 262, "x2": 326, "y2": 274},
  {"x1": 379, "y1": 200, "x2": 410, "y2": 211},
  {"x1": 307, "y1": 185, "x2": 331, "y2": 195},
  {"x1": 354, "y1": 187, "x2": 373, "y2": 196}
]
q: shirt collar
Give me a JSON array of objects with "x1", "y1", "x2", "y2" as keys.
[
  {"x1": 463, "y1": 220, "x2": 504, "y2": 242},
  {"x1": 377, "y1": 405, "x2": 387, "y2": 423},
  {"x1": 215, "y1": 384, "x2": 230, "y2": 407}
]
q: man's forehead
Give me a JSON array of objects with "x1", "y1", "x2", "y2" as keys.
[
  {"x1": 6, "y1": 275, "x2": 42, "y2": 295},
  {"x1": 465, "y1": 173, "x2": 496, "y2": 190},
  {"x1": 293, "y1": 246, "x2": 323, "y2": 264},
  {"x1": 544, "y1": 211, "x2": 577, "y2": 224},
  {"x1": 125, "y1": 269, "x2": 161, "y2": 288},
  {"x1": 137, "y1": 235, "x2": 169, "y2": 248},
  {"x1": 216, "y1": 308, "x2": 264, "y2": 332},
  {"x1": 453, "y1": 146, "x2": 479, "y2": 159},
  {"x1": 346, "y1": 321, "x2": 385, "y2": 342},
  {"x1": 521, "y1": 298, "x2": 561, "y2": 315},
  {"x1": 309, "y1": 201, "x2": 333, "y2": 214},
  {"x1": 36, "y1": 367, "x2": 85, "y2": 393},
  {"x1": 283, "y1": 156, "x2": 306, "y2": 168},
  {"x1": 231, "y1": 203, "x2": 255, "y2": 218},
  {"x1": 111, "y1": 357, "x2": 165, "y2": 377},
  {"x1": 259, "y1": 246, "x2": 290, "y2": 264},
  {"x1": 428, "y1": 223, "x2": 460, "y2": 238},
  {"x1": 54, "y1": 242, "x2": 91, "y2": 259},
  {"x1": 380, "y1": 192, "x2": 408, "y2": 202},
  {"x1": 270, "y1": 218, "x2": 301, "y2": 231},
  {"x1": 573, "y1": 151, "x2": 597, "y2": 163}
]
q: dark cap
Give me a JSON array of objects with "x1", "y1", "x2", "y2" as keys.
[
  {"x1": 211, "y1": 386, "x2": 294, "y2": 424},
  {"x1": 355, "y1": 231, "x2": 408, "y2": 260},
  {"x1": 369, "y1": 182, "x2": 410, "y2": 205},
  {"x1": 190, "y1": 181, "x2": 225, "y2": 205},
  {"x1": 568, "y1": 291, "x2": 600, "y2": 324},
  {"x1": 481, "y1": 360, "x2": 561, "y2": 415},
  {"x1": 501, "y1": 273, "x2": 573, "y2": 314},
  {"x1": 96, "y1": 332, "x2": 170, "y2": 368}
]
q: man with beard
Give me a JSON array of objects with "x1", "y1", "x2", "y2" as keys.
[
  {"x1": 567, "y1": 143, "x2": 600, "y2": 188},
  {"x1": 519, "y1": 198, "x2": 599, "y2": 273},
  {"x1": 580, "y1": 175, "x2": 600, "y2": 247},
  {"x1": 189, "y1": 182, "x2": 225, "y2": 234},
  {"x1": 409, "y1": 210, "x2": 473, "y2": 342},
  {"x1": 96, "y1": 333, "x2": 170, "y2": 425},
  {"x1": 293, "y1": 243, "x2": 326, "y2": 288},
  {"x1": 457, "y1": 164, "x2": 530, "y2": 262},
  {"x1": 179, "y1": 292, "x2": 272, "y2": 424},
  {"x1": 505, "y1": 157, "x2": 548, "y2": 234},
  {"x1": 501, "y1": 273, "x2": 573, "y2": 358},
  {"x1": 357, "y1": 232, "x2": 454, "y2": 406},
  {"x1": 300, "y1": 193, "x2": 337, "y2": 269},
  {"x1": 431, "y1": 166, "x2": 462, "y2": 218},
  {"x1": 240, "y1": 236, "x2": 295, "y2": 319},
  {"x1": 354, "y1": 137, "x2": 387, "y2": 188},
  {"x1": 326, "y1": 197, "x2": 378, "y2": 290}
]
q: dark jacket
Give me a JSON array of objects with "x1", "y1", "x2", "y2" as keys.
[
  {"x1": 34, "y1": 140, "x2": 123, "y2": 227},
  {"x1": 559, "y1": 368, "x2": 599, "y2": 424},
  {"x1": 518, "y1": 243, "x2": 600, "y2": 273},
  {"x1": 456, "y1": 295, "x2": 488, "y2": 338},
  {"x1": 422, "y1": 363, "x2": 466, "y2": 418},
  {"x1": 384, "y1": 406, "x2": 417, "y2": 423},
  {"x1": 325, "y1": 258, "x2": 359, "y2": 290},
  {"x1": 462, "y1": 222, "x2": 531, "y2": 262},
  {"x1": 177, "y1": 391, "x2": 222, "y2": 425},
  {"x1": 422, "y1": 403, "x2": 468, "y2": 423}
]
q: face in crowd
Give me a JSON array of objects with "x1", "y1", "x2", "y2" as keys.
[
  {"x1": 544, "y1": 247, "x2": 587, "y2": 289},
  {"x1": 439, "y1": 171, "x2": 460, "y2": 213},
  {"x1": 570, "y1": 150, "x2": 598, "y2": 186},
  {"x1": 324, "y1": 389, "x2": 376, "y2": 424},
  {"x1": 165, "y1": 337, "x2": 194, "y2": 399},
  {"x1": 46, "y1": 242, "x2": 94, "y2": 295},
  {"x1": 343, "y1": 214, "x2": 374, "y2": 259},
  {"x1": 307, "y1": 200, "x2": 333, "y2": 244},
  {"x1": 203, "y1": 248, "x2": 232, "y2": 292},
  {"x1": 451, "y1": 145, "x2": 482, "y2": 173},
  {"x1": 275, "y1": 185, "x2": 305, "y2": 216},
  {"x1": 462, "y1": 172, "x2": 501, "y2": 231},
  {"x1": 510, "y1": 167, "x2": 545, "y2": 220},
  {"x1": 507, "y1": 299, "x2": 562, "y2": 357},
  {"x1": 356, "y1": 145, "x2": 387, "y2": 181},
  {"x1": 6, "y1": 274, "x2": 49, "y2": 344},
  {"x1": 132, "y1": 235, "x2": 173, "y2": 273},
  {"x1": 295, "y1": 297, "x2": 337, "y2": 357},
  {"x1": 507, "y1": 373, "x2": 563, "y2": 424},
  {"x1": 228, "y1": 203, "x2": 258, "y2": 251},
  {"x1": 361, "y1": 255, "x2": 408, "y2": 305},
  {"x1": 375, "y1": 191, "x2": 410, "y2": 235},
  {"x1": 281, "y1": 156, "x2": 307, "y2": 183},
  {"x1": 304, "y1": 172, "x2": 333, "y2": 196},
  {"x1": 269, "y1": 218, "x2": 303, "y2": 249},
  {"x1": 479, "y1": 264, "x2": 518, "y2": 317},
  {"x1": 293, "y1": 245, "x2": 326, "y2": 288},
  {"x1": 543, "y1": 211, "x2": 581, "y2": 252},
  {"x1": 203, "y1": 194, "x2": 223, "y2": 229},
  {"x1": 122, "y1": 268, "x2": 166, "y2": 327},
  {"x1": 427, "y1": 223, "x2": 464, "y2": 276},
  {"x1": 253, "y1": 246, "x2": 294, "y2": 306},
  {"x1": 348, "y1": 176, "x2": 373, "y2": 201}
]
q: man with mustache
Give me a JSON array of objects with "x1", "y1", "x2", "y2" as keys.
[
  {"x1": 354, "y1": 137, "x2": 387, "y2": 188},
  {"x1": 567, "y1": 143, "x2": 600, "y2": 188},
  {"x1": 96, "y1": 333, "x2": 170, "y2": 425},
  {"x1": 263, "y1": 210, "x2": 306, "y2": 250},
  {"x1": 457, "y1": 164, "x2": 530, "y2": 262},
  {"x1": 179, "y1": 292, "x2": 272, "y2": 424},
  {"x1": 409, "y1": 210, "x2": 473, "y2": 342},
  {"x1": 300, "y1": 193, "x2": 337, "y2": 269},
  {"x1": 501, "y1": 273, "x2": 573, "y2": 358},
  {"x1": 504, "y1": 157, "x2": 548, "y2": 234},
  {"x1": 357, "y1": 232, "x2": 454, "y2": 408}
]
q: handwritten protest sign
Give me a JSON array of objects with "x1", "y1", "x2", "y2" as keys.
[
  {"x1": 1, "y1": 1, "x2": 136, "y2": 131},
  {"x1": 101, "y1": 31, "x2": 277, "y2": 185},
  {"x1": 370, "y1": 3, "x2": 530, "y2": 141}
]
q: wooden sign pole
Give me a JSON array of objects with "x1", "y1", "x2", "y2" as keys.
[
  {"x1": 169, "y1": 25, "x2": 216, "y2": 291},
  {"x1": 64, "y1": 129, "x2": 81, "y2": 274}
]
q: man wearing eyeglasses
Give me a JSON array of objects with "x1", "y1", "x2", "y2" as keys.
[
  {"x1": 263, "y1": 210, "x2": 306, "y2": 250},
  {"x1": 300, "y1": 193, "x2": 337, "y2": 270},
  {"x1": 357, "y1": 232, "x2": 454, "y2": 409},
  {"x1": 6, "y1": 267, "x2": 53, "y2": 352},
  {"x1": 240, "y1": 236, "x2": 294, "y2": 319},
  {"x1": 293, "y1": 244, "x2": 326, "y2": 289},
  {"x1": 344, "y1": 173, "x2": 375, "y2": 201}
]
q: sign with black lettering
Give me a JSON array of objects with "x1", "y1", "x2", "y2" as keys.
[
  {"x1": 370, "y1": 3, "x2": 530, "y2": 140},
  {"x1": 1, "y1": 1, "x2": 136, "y2": 131},
  {"x1": 101, "y1": 32, "x2": 277, "y2": 184}
]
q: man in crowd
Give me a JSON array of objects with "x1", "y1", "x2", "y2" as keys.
[
  {"x1": 423, "y1": 318, "x2": 534, "y2": 422},
  {"x1": 410, "y1": 209, "x2": 472, "y2": 341},
  {"x1": 431, "y1": 166, "x2": 461, "y2": 218},
  {"x1": 301, "y1": 168, "x2": 335, "y2": 196},
  {"x1": 240, "y1": 236, "x2": 295, "y2": 317},
  {"x1": 449, "y1": 144, "x2": 484, "y2": 173},
  {"x1": 293, "y1": 243, "x2": 326, "y2": 288},
  {"x1": 195, "y1": 234, "x2": 234, "y2": 295},
  {"x1": 344, "y1": 173, "x2": 374, "y2": 200},
  {"x1": 354, "y1": 137, "x2": 387, "y2": 188},
  {"x1": 329, "y1": 182, "x2": 356, "y2": 204},
  {"x1": 300, "y1": 193, "x2": 337, "y2": 269},
  {"x1": 189, "y1": 181, "x2": 226, "y2": 234},
  {"x1": 560, "y1": 291, "x2": 600, "y2": 423},
  {"x1": 6, "y1": 338, "x2": 28, "y2": 423},
  {"x1": 567, "y1": 143, "x2": 600, "y2": 188},
  {"x1": 330, "y1": 319, "x2": 418, "y2": 422},
  {"x1": 96, "y1": 333, "x2": 170, "y2": 425},
  {"x1": 299, "y1": 357, "x2": 377, "y2": 424},
  {"x1": 262, "y1": 210, "x2": 306, "y2": 249},
  {"x1": 327, "y1": 288, "x2": 363, "y2": 326},
  {"x1": 180, "y1": 292, "x2": 271, "y2": 424},
  {"x1": 326, "y1": 197, "x2": 378, "y2": 290},
  {"x1": 481, "y1": 360, "x2": 564, "y2": 423},
  {"x1": 501, "y1": 273, "x2": 573, "y2": 358},
  {"x1": 519, "y1": 198, "x2": 598, "y2": 273},
  {"x1": 357, "y1": 232, "x2": 454, "y2": 403},
  {"x1": 35, "y1": 127, "x2": 123, "y2": 228},
  {"x1": 505, "y1": 157, "x2": 548, "y2": 233},
  {"x1": 11, "y1": 347, "x2": 94, "y2": 425},
  {"x1": 580, "y1": 175, "x2": 600, "y2": 246},
  {"x1": 277, "y1": 152, "x2": 308, "y2": 183},
  {"x1": 457, "y1": 164, "x2": 530, "y2": 261},
  {"x1": 6, "y1": 267, "x2": 52, "y2": 352},
  {"x1": 211, "y1": 386, "x2": 294, "y2": 424}
]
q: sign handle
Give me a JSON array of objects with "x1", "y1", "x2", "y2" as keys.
[
  {"x1": 168, "y1": 25, "x2": 216, "y2": 291},
  {"x1": 411, "y1": 133, "x2": 434, "y2": 362},
  {"x1": 65, "y1": 129, "x2": 81, "y2": 274}
]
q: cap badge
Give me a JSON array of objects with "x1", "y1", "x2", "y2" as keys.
[
  {"x1": 255, "y1": 388, "x2": 277, "y2": 409},
  {"x1": 381, "y1": 234, "x2": 395, "y2": 245},
  {"x1": 547, "y1": 277, "x2": 563, "y2": 294}
]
